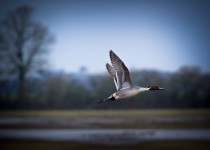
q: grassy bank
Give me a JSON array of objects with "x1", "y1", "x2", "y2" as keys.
[
  {"x1": 0, "y1": 109, "x2": 210, "y2": 129},
  {"x1": 1, "y1": 109, "x2": 210, "y2": 118}
]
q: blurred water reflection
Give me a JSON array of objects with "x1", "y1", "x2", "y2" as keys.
[{"x1": 0, "y1": 129, "x2": 210, "y2": 145}]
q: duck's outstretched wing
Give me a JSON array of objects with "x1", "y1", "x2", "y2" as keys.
[
  {"x1": 106, "y1": 63, "x2": 118, "y2": 90},
  {"x1": 109, "y1": 50, "x2": 133, "y2": 90}
]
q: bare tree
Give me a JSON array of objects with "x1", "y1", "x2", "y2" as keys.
[{"x1": 0, "y1": 6, "x2": 53, "y2": 101}]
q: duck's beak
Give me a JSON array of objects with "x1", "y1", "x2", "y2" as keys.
[{"x1": 149, "y1": 85, "x2": 164, "y2": 90}]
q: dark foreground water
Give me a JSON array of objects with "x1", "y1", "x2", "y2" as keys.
[{"x1": 0, "y1": 129, "x2": 210, "y2": 145}]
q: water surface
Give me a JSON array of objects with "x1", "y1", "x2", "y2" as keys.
[{"x1": 0, "y1": 129, "x2": 209, "y2": 145}]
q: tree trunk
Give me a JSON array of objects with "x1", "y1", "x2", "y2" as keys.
[{"x1": 18, "y1": 69, "x2": 25, "y2": 101}]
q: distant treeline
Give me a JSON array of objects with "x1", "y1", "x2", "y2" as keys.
[{"x1": 0, "y1": 66, "x2": 209, "y2": 109}]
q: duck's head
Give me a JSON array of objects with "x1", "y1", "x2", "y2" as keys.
[{"x1": 148, "y1": 85, "x2": 164, "y2": 91}]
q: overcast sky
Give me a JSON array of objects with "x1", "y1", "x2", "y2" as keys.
[{"x1": 0, "y1": 0, "x2": 210, "y2": 73}]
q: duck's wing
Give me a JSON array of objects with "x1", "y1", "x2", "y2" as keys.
[
  {"x1": 106, "y1": 63, "x2": 118, "y2": 90},
  {"x1": 109, "y1": 50, "x2": 133, "y2": 91}
]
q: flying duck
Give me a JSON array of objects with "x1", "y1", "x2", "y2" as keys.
[{"x1": 98, "y1": 50, "x2": 163, "y2": 103}]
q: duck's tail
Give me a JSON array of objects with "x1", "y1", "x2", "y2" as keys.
[
  {"x1": 87, "y1": 95, "x2": 115, "y2": 108},
  {"x1": 96, "y1": 95, "x2": 115, "y2": 103},
  {"x1": 96, "y1": 98, "x2": 109, "y2": 103}
]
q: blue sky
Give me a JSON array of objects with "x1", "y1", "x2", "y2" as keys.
[{"x1": 0, "y1": 0, "x2": 210, "y2": 73}]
